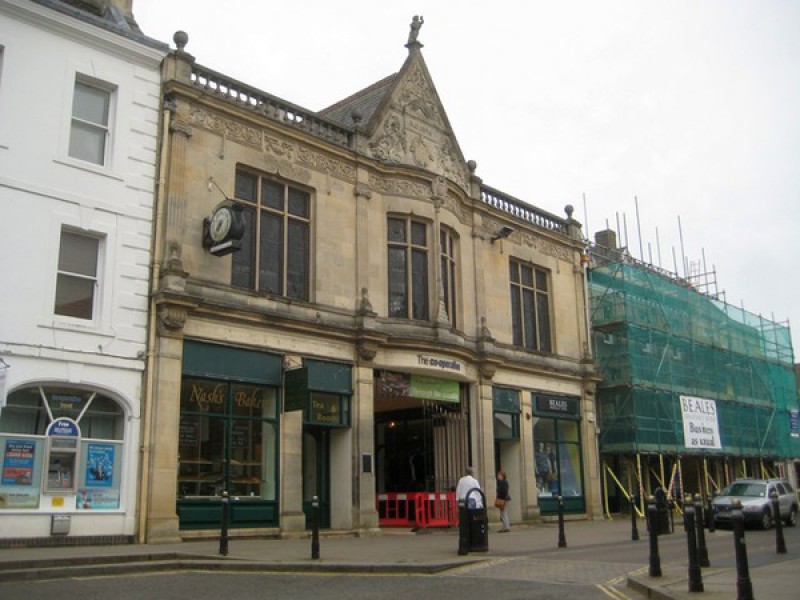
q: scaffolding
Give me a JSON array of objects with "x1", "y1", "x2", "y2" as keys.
[{"x1": 588, "y1": 256, "x2": 800, "y2": 509}]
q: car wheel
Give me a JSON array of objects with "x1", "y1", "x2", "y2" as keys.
[
  {"x1": 786, "y1": 506, "x2": 797, "y2": 527},
  {"x1": 760, "y1": 508, "x2": 773, "y2": 530}
]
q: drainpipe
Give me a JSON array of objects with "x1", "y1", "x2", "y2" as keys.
[{"x1": 137, "y1": 92, "x2": 173, "y2": 544}]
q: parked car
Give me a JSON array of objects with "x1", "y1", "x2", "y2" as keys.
[{"x1": 711, "y1": 478, "x2": 798, "y2": 529}]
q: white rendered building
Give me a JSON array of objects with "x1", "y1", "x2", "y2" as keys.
[{"x1": 0, "y1": 0, "x2": 166, "y2": 543}]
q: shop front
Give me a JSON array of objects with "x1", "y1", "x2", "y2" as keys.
[
  {"x1": 533, "y1": 392, "x2": 586, "y2": 515},
  {"x1": 177, "y1": 341, "x2": 281, "y2": 530}
]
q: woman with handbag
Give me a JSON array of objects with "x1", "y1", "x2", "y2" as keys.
[{"x1": 495, "y1": 470, "x2": 511, "y2": 532}]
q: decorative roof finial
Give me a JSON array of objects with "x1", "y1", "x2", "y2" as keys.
[{"x1": 406, "y1": 15, "x2": 424, "y2": 49}]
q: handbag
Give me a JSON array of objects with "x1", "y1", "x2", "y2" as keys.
[{"x1": 494, "y1": 497, "x2": 507, "y2": 509}]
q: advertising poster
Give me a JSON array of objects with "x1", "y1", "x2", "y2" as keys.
[
  {"x1": 680, "y1": 395, "x2": 722, "y2": 449},
  {"x1": 77, "y1": 488, "x2": 120, "y2": 510},
  {"x1": 2, "y1": 439, "x2": 35, "y2": 486},
  {"x1": 85, "y1": 443, "x2": 114, "y2": 487},
  {"x1": 791, "y1": 410, "x2": 799, "y2": 438}
]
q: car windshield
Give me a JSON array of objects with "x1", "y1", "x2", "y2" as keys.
[{"x1": 723, "y1": 482, "x2": 766, "y2": 497}]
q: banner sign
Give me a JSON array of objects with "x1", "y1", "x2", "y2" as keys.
[
  {"x1": 680, "y1": 395, "x2": 722, "y2": 449},
  {"x1": 790, "y1": 409, "x2": 799, "y2": 438},
  {"x1": 377, "y1": 371, "x2": 459, "y2": 403}
]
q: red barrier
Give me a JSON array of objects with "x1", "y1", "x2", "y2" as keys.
[
  {"x1": 376, "y1": 493, "x2": 415, "y2": 527},
  {"x1": 377, "y1": 491, "x2": 458, "y2": 528},
  {"x1": 415, "y1": 492, "x2": 458, "y2": 528}
]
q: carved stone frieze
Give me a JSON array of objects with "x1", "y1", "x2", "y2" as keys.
[
  {"x1": 296, "y1": 146, "x2": 356, "y2": 183},
  {"x1": 188, "y1": 107, "x2": 261, "y2": 149},
  {"x1": 518, "y1": 231, "x2": 575, "y2": 262},
  {"x1": 368, "y1": 174, "x2": 429, "y2": 198},
  {"x1": 440, "y1": 193, "x2": 472, "y2": 226},
  {"x1": 263, "y1": 135, "x2": 295, "y2": 160}
]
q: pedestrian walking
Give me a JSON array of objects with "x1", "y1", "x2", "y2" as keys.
[{"x1": 495, "y1": 469, "x2": 511, "y2": 532}]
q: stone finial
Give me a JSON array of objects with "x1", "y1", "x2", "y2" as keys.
[
  {"x1": 351, "y1": 109, "x2": 363, "y2": 125},
  {"x1": 173, "y1": 30, "x2": 188, "y2": 51},
  {"x1": 565, "y1": 204, "x2": 574, "y2": 218},
  {"x1": 467, "y1": 160, "x2": 477, "y2": 174}
]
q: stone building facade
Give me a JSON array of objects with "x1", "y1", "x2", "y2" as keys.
[{"x1": 143, "y1": 26, "x2": 600, "y2": 542}]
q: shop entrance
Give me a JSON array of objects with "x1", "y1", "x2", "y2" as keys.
[
  {"x1": 302, "y1": 427, "x2": 330, "y2": 529},
  {"x1": 374, "y1": 399, "x2": 469, "y2": 493}
]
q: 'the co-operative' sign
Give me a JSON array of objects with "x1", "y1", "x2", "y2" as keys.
[{"x1": 680, "y1": 395, "x2": 722, "y2": 450}]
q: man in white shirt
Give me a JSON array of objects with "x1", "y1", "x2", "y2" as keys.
[{"x1": 456, "y1": 466, "x2": 483, "y2": 508}]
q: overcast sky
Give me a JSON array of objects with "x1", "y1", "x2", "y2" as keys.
[{"x1": 134, "y1": 0, "x2": 800, "y2": 354}]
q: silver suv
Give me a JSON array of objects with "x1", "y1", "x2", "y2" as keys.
[{"x1": 711, "y1": 478, "x2": 798, "y2": 529}]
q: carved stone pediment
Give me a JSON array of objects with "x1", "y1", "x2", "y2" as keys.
[{"x1": 367, "y1": 62, "x2": 469, "y2": 192}]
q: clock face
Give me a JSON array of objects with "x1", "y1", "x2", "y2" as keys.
[{"x1": 209, "y1": 207, "x2": 232, "y2": 242}]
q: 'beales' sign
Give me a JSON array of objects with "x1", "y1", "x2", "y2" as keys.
[{"x1": 680, "y1": 395, "x2": 722, "y2": 449}]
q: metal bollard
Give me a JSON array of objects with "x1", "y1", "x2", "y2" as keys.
[
  {"x1": 457, "y1": 502, "x2": 469, "y2": 555},
  {"x1": 668, "y1": 497, "x2": 675, "y2": 533},
  {"x1": 770, "y1": 490, "x2": 787, "y2": 554},
  {"x1": 630, "y1": 492, "x2": 640, "y2": 541},
  {"x1": 731, "y1": 500, "x2": 754, "y2": 600},
  {"x1": 694, "y1": 494, "x2": 710, "y2": 567},
  {"x1": 219, "y1": 490, "x2": 230, "y2": 556},
  {"x1": 707, "y1": 493, "x2": 716, "y2": 533},
  {"x1": 557, "y1": 495, "x2": 567, "y2": 548},
  {"x1": 311, "y1": 495, "x2": 320, "y2": 560},
  {"x1": 647, "y1": 498, "x2": 661, "y2": 577},
  {"x1": 684, "y1": 504, "x2": 704, "y2": 592}
]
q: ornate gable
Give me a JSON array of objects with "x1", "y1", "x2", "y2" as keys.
[{"x1": 366, "y1": 50, "x2": 469, "y2": 192}]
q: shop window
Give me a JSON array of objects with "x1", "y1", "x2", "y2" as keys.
[
  {"x1": 231, "y1": 169, "x2": 310, "y2": 300},
  {"x1": 510, "y1": 259, "x2": 552, "y2": 352},
  {"x1": 533, "y1": 416, "x2": 583, "y2": 500},
  {"x1": 178, "y1": 378, "x2": 279, "y2": 500},
  {"x1": 388, "y1": 216, "x2": 429, "y2": 320}
]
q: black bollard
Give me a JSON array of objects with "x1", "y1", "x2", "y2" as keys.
[
  {"x1": 311, "y1": 495, "x2": 320, "y2": 560},
  {"x1": 770, "y1": 490, "x2": 787, "y2": 554},
  {"x1": 557, "y1": 495, "x2": 567, "y2": 548},
  {"x1": 457, "y1": 502, "x2": 469, "y2": 555},
  {"x1": 694, "y1": 494, "x2": 710, "y2": 567},
  {"x1": 647, "y1": 498, "x2": 662, "y2": 577},
  {"x1": 630, "y1": 492, "x2": 640, "y2": 541},
  {"x1": 684, "y1": 504, "x2": 704, "y2": 592},
  {"x1": 707, "y1": 493, "x2": 716, "y2": 533},
  {"x1": 219, "y1": 490, "x2": 230, "y2": 556},
  {"x1": 668, "y1": 497, "x2": 675, "y2": 533},
  {"x1": 731, "y1": 500, "x2": 754, "y2": 600}
]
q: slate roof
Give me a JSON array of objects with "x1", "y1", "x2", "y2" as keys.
[{"x1": 319, "y1": 73, "x2": 397, "y2": 128}]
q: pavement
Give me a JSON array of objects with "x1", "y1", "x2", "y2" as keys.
[{"x1": 0, "y1": 517, "x2": 797, "y2": 599}]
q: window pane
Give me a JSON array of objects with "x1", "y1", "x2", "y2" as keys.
[
  {"x1": 180, "y1": 379, "x2": 227, "y2": 415},
  {"x1": 258, "y1": 212, "x2": 282, "y2": 293},
  {"x1": 73, "y1": 82, "x2": 109, "y2": 125},
  {"x1": 286, "y1": 219, "x2": 308, "y2": 300},
  {"x1": 288, "y1": 188, "x2": 309, "y2": 218},
  {"x1": 411, "y1": 248, "x2": 428, "y2": 320},
  {"x1": 509, "y1": 261, "x2": 519, "y2": 283},
  {"x1": 510, "y1": 289, "x2": 522, "y2": 346},
  {"x1": 521, "y1": 264, "x2": 534, "y2": 287},
  {"x1": 232, "y1": 205, "x2": 256, "y2": 288},
  {"x1": 235, "y1": 172, "x2": 257, "y2": 202},
  {"x1": 522, "y1": 288, "x2": 536, "y2": 348},
  {"x1": 54, "y1": 274, "x2": 95, "y2": 319},
  {"x1": 68, "y1": 121, "x2": 106, "y2": 164},
  {"x1": 559, "y1": 420, "x2": 579, "y2": 442},
  {"x1": 388, "y1": 218, "x2": 406, "y2": 242},
  {"x1": 261, "y1": 180, "x2": 283, "y2": 210},
  {"x1": 58, "y1": 232, "x2": 98, "y2": 276},
  {"x1": 411, "y1": 222, "x2": 426, "y2": 246},
  {"x1": 537, "y1": 291, "x2": 551, "y2": 352},
  {"x1": 388, "y1": 247, "x2": 408, "y2": 318},
  {"x1": 535, "y1": 269, "x2": 548, "y2": 291},
  {"x1": 558, "y1": 442, "x2": 582, "y2": 496}
]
